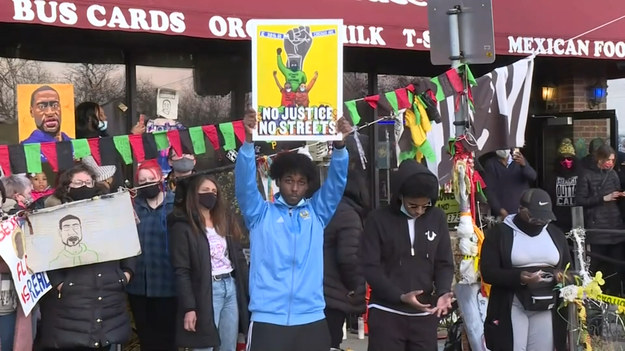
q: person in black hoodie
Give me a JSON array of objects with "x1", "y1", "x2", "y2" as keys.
[
  {"x1": 323, "y1": 137, "x2": 369, "y2": 351},
  {"x1": 481, "y1": 188, "x2": 570, "y2": 351},
  {"x1": 361, "y1": 159, "x2": 453, "y2": 351},
  {"x1": 545, "y1": 138, "x2": 581, "y2": 232},
  {"x1": 575, "y1": 144, "x2": 625, "y2": 295}
]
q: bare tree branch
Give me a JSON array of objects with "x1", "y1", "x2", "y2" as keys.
[
  {"x1": 63, "y1": 63, "x2": 124, "y2": 106},
  {"x1": 0, "y1": 58, "x2": 52, "y2": 122}
]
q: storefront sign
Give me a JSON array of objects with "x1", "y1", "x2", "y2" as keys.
[
  {"x1": 250, "y1": 19, "x2": 343, "y2": 141},
  {"x1": 4, "y1": 0, "x2": 625, "y2": 59},
  {"x1": 0, "y1": 215, "x2": 52, "y2": 316}
]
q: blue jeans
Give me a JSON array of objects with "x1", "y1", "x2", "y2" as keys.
[
  {"x1": 194, "y1": 276, "x2": 239, "y2": 351},
  {"x1": 0, "y1": 312, "x2": 16, "y2": 351}
]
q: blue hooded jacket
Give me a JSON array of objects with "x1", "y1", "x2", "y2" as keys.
[{"x1": 235, "y1": 142, "x2": 348, "y2": 326}]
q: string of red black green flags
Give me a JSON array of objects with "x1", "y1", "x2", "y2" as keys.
[
  {"x1": 0, "y1": 121, "x2": 246, "y2": 176},
  {"x1": 342, "y1": 64, "x2": 476, "y2": 125}
]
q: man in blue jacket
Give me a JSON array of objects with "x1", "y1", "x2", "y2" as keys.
[{"x1": 235, "y1": 110, "x2": 351, "y2": 351}]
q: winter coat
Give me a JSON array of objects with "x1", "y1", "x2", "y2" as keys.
[
  {"x1": 361, "y1": 160, "x2": 454, "y2": 313},
  {"x1": 168, "y1": 214, "x2": 250, "y2": 349},
  {"x1": 126, "y1": 192, "x2": 176, "y2": 297},
  {"x1": 481, "y1": 220, "x2": 571, "y2": 351},
  {"x1": 483, "y1": 156, "x2": 537, "y2": 215},
  {"x1": 38, "y1": 259, "x2": 135, "y2": 349},
  {"x1": 575, "y1": 162, "x2": 625, "y2": 244},
  {"x1": 234, "y1": 142, "x2": 348, "y2": 326},
  {"x1": 323, "y1": 197, "x2": 366, "y2": 314},
  {"x1": 37, "y1": 195, "x2": 136, "y2": 349}
]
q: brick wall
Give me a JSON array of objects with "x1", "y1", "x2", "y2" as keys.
[
  {"x1": 553, "y1": 76, "x2": 608, "y2": 112},
  {"x1": 573, "y1": 118, "x2": 610, "y2": 141}
]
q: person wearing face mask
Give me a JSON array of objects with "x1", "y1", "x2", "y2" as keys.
[
  {"x1": 294, "y1": 71, "x2": 318, "y2": 107},
  {"x1": 166, "y1": 149, "x2": 197, "y2": 192},
  {"x1": 483, "y1": 148, "x2": 537, "y2": 219},
  {"x1": 125, "y1": 160, "x2": 177, "y2": 351},
  {"x1": 481, "y1": 188, "x2": 570, "y2": 351},
  {"x1": 0, "y1": 175, "x2": 33, "y2": 215},
  {"x1": 361, "y1": 159, "x2": 454, "y2": 351},
  {"x1": 75, "y1": 102, "x2": 146, "y2": 139},
  {"x1": 168, "y1": 174, "x2": 249, "y2": 351},
  {"x1": 545, "y1": 138, "x2": 581, "y2": 233},
  {"x1": 575, "y1": 144, "x2": 625, "y2": 295},
  {"x1": 37, "y1": 163, "x2": 136, "y2": 350}
]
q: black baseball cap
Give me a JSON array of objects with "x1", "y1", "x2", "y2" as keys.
[{"x1": 520, "y1": 188, "x2": 557, "y2": 221}]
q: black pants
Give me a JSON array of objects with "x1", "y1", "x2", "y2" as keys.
[
  {"x1": 590, "y1": 243, "x2": 624, "y2": 296},
  {"x1": 248, "y1": 319, "x2": 330, "y2": 351},
  {"x1": 367, "y1": 308, "x2": 439, "y2": 351},
  {"x1": 128, "y1": 294, "x2": 177, "y2": 351},
  {"x1": 324, "y1": 308, "x2": 347, "y2": 348}
]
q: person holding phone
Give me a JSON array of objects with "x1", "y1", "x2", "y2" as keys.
[
  {"x1": 481, "y1": 188, "x2": 571, "y2": 351},
  {"x1": 361, "y1": 159, "x2": 454, "y2": 351},
  {"x1": 575, "y1": 144, "x2": 625, "y2": 295},
  {"x1": 483, "y1": 148, "x2": 537, "y2": 219}
]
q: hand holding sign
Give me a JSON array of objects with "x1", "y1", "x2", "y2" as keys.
[
  {"x1": 244, "y1": 109, "x2": 258, "y2": 143},
  {"x1": 333, "y1": 116, "x2": 353, "y2": 148}
]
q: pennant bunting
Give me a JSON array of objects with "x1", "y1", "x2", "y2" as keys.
[
  {"x1": 113, "y1": 136, "x2": 133, "y2": 165},
  {"x1": 406, "y1": 84, "x2": 415, "y2": 93},
  {"x1": 364, "y1": 95, "x2": 380, "y2": 109},
  {"x1": 8, "y1": 145, "x2": 27, "y2": 174},
  {"x1": 445, "y1": 69, "x2": 464, "y2": 93},
  {"x1": 154, "y1": 131, "x2": 170, "y2": 151},
  {"x1": 0, "y1": 145, "x2": 11, "y2": 176},
  {"x1": 202, "y1": 125, "x2": 220, "y2": 150},
  {"x1": 179, "y1": 129, "x2": 195, "y2": 155},
  {"x1": 71, "y1": 139, "x2": 91, "y2": 160},
  {"x1": 56, "y1": 141, "x2": 74, "y2": 171},
  {"x1": 188, "y1": 126, "x2": 207, "y2": 155},
  {"x1": 87, "y1": 138, "x2": 101, "y2": 165},
  {"x1": 344, "y1": 100, "x2": 361, "y2": 125},
  {"x1": 24, "y1": 143, "x2": 42, "y2": 174},
  {"x1": 219, "y1": 122, "x2": 237, "y2": 151},
  {"x1": 40, "y1": 142, "x2": 58, "y2": 172},
  {"x1": 232, "y1": 121, "x2": 246, "y2": 144},
  {"x1": 167, "y1": 130, "x2": 183, "y2": 156},
  {"x1": 384, "y1": 91, "x2": 399, "y2": 112},
  {"x1": 128, "y1": 135, "x2": 145, "y2": 162},
  {"x1": 395, "y1": 88, "x2": 411, "y2": 110},
  {"x1": 99, "y1": 137, "x2": 117, "y2": 166},
  {"x1": 141, "y1": 133, "x2": 159, "y2": 160}
]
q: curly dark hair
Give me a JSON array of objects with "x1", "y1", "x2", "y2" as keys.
[
  {"x1": 53, "y1": 163, "x2": 108, "y2": 203},
  {"x1": 269, "y1": 151, "x2": 318, "y2": 185}
]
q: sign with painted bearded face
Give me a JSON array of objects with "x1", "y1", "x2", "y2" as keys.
[{"x1": 22, "y1": 191, "x2": 140, "y2": 272}]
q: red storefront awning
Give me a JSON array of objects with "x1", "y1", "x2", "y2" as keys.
[{"x1": 3, "y1": 0, "x2": 625, "y2": 59}]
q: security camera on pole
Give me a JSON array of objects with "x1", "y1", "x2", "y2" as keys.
[{"x1": 428, "y1": 1, "x2": 494, "y2": 350}]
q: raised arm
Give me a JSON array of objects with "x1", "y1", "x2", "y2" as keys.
[
  {"x1": 235, "y1": 111, "x2": 268, "y2": 230},
  {"x1": 310, "y1": 118, "x2": 352, "y2": 226},
  {"x1": 273, "y1": 71, "x2": 283, "y2": 90},
  {"x1": 277, "y1": 48, "x2": 289, "y2": 77},
  {"x1": 307, "y1": 72, "x2": 318, "y2": 91}
]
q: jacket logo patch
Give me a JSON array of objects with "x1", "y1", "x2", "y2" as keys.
[
  {"x1": 425, "y1": 230, "x2": 437, "y2": 241},
  {"x1": 300, "y1": 210, "x2": 310, "y2": 219},
  {"x1": 277, "y1": 217, "x2": 285, "y2": 223}
]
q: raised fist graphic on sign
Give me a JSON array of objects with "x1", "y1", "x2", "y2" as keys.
[{"x1": 284, "y1": 26, "x2": 312, "y2": 71}]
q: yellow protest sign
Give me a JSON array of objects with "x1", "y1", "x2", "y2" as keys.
[{"x1": 250, "y1": 19, "x2": 343, "y2": 141}]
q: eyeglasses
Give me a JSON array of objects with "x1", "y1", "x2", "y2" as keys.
[
  {"x1": 69, "y1": 179, "x2": 95, "y2": 188},
  {"x1": 36, "y1": 101, "x2": 60, "y2": 110}
]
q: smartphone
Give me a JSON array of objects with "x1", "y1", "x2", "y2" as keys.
[{"x1": 139, "y1": 114, "x2": 146, "y2": 125}]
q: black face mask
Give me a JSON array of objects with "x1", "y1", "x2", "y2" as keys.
[
  {"x1": 198, "y1": 193, "x2": 217, "y2": 210},
  {"x1": 68, "y1": 186, "x2": 98, "y2": 201},
  {"x1": 138, "y1": 184, "x2": 161, "y2": 199}
]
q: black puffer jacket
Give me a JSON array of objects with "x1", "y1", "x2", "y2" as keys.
[
  {"x1": 168, "y1": 213, "x2": 250, "y2": 349},
  {"x1": 323, "y1": 197, "x2": 367, "y2": 314},
  {"x1": 575, "y1": 162, "x2": 625, "y2": 244},
  {"x1": 38, "y1": 259, "x2": 136, "y2": 349}
]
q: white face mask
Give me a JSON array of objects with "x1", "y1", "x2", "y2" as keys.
[
  {"x1": 98, "y1": 120, "x2": 108, "y2": 131},
  {"x1": 299, "y1": 86, "x2": 306, "y2": 92},
  {"x1": 495, "y1": 149, "x2": 510, "y2": 159}
]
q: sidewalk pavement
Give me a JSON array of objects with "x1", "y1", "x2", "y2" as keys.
[{"x1": 340, "y1": 332, "x2": 447, "y2": 351}]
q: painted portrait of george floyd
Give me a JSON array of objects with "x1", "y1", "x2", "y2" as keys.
[{"x1": 17, "y1": 84, "x2": 76, "y2": 144}]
